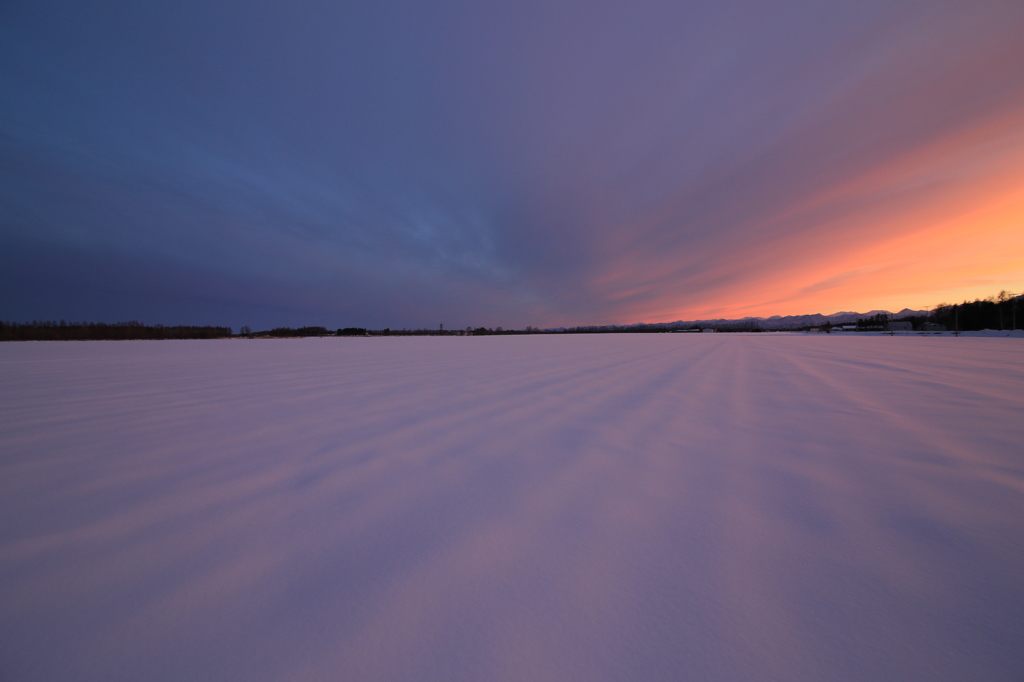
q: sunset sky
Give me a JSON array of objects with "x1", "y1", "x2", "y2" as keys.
[{"x1": 2, "y1": 0, "x2": 1023, "y2": 329}]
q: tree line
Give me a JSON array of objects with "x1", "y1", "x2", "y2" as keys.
[
  {"x1": 930, "y1": 291, "x2": 1021, "y2": 332},
  {"x1": 849, "y1": 292, "x2": 1021, "y2": 332},
  {"x1": 0, "y1": 320, "x2": 232, "y2": 341}
]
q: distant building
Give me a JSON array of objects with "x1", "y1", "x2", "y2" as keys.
[
  {"x1": 702, "y1": 328, "x2": 716, "y2": 333},
  {"x1": 888, "y1": 320, "x2": 913, "y2": 331},
  {"x1": 920, "y1": 322, "x2": 946, "y2": 331}
]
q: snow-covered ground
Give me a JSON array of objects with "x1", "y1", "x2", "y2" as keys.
[
  {"x1": 824, "y1": 329, "x2": 1024, "y2": 338},
  {"x1": 2, "y1": 335, "x2": 1022, "y2": 681}
]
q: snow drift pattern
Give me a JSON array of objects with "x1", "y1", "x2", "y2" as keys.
[{"x1": 1, "y1": 335, "x2": 1023, "y2": 681}]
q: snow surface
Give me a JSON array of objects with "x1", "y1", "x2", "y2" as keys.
[{"x1": 2, "y1": 335, "x2": 1023, "y2": 681}]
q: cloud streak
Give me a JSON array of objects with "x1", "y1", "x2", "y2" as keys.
[{"x1": 2, "y1": 0, "x2": 1022, "y2": 327}]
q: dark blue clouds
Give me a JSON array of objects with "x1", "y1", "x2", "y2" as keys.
[{"x1": 3, "y1": 1, "x2": 1023, "y2": 328}]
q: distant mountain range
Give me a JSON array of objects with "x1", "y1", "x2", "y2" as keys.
[
  {"x1": 555, "y1": 308, "x2": 932, "y2": 332},
  {"x1": 730, "y1": 308, "x2": 930, "y2": 330}
]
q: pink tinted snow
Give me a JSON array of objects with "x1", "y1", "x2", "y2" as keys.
[{"x1": 1, "y1": 334, "x2": 1022, "y2": 681}]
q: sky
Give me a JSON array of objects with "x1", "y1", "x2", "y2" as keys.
[{"x1": 2, "y1": 0, "x2": 1023, "y2": 330}]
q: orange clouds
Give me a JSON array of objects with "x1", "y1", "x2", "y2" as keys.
[{"x1": 623, "y1": 108, "x2": 1024, "y2": 322}]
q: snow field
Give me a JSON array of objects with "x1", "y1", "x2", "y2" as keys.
[{"x1": 1, "y1": 334, "x2": 1023, "y2": 681}]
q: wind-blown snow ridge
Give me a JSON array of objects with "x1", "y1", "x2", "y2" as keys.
[{"x1": 1, "y1": 335, "x2": 1022, "y2": 681}]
